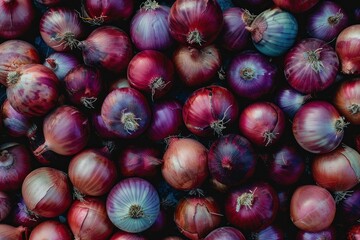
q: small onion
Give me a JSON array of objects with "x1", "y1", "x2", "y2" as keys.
[
  {"x1": 161, "y1": 137, "x2": 208, "y2": 191},
  {"x1": 335, "y1": 24, "x2": 360, "y2": 74},
  {"x1": 106, "y1": 177, "x2": 160, "y2": 233},
  {"x1": 130, "y1": 0, "x2": 173, "y2": 51},
  {"x1": 0, "y1": 224, "x2": 27, "y2": 240},
  {"x1": 174, "y1": 196, "x2": 222, "y2": 240},
  {"x1": 290, "y1": 185, "x2": 336, "y2": 232},
  {"x1": 204, "y1": 226, "x2": 246, "y2": 240},
  {"x1": 22, "y1": 167, "x2": 73, "y2": 218},
  {"x1": 43, "y1": 52, "x2": 81, "y2": 81},
  {"x1": 0, "y1": 192, "x2": 11, "y2": 222},
  {"x1": 246, "y1": 7, "x2": 298, "y2": 57},
  {"x1": 29, "y1": 220, "x2": 73, "y2": 240}
]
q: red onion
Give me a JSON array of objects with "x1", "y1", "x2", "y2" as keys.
[
  {"x1": 130, "y1": 0, "x2": 173, "y2": 51},
  {"x1": 0, "y1": 143, "x2": 32, "y2": 192},
  {"x1": 110, "y1": 231, "x2": 147, "y2": 240},
  {"x1": 29, "y1": 220, "x2": 73, "y2": 240},
  {"x1": 337, "y1": 185, "x2": 360, "y2": 224},
  {"x1": 290, "y1": 185, "x2": 336, "y2": 232},
  {"x1": 220, "y1": 8, "x2": 253, "y2": 51},
  {"x1": 127, "y1": 50, "x2": 174, "y2": 99},
  {"x1": 34, "y1": 105, "x2": 90, "y2": 156},
  {"x1": 146, "y1": 99, "x2": 183, "y2": 141},
  {"x1": 168, "y1": 0, "x2": 223, "y2": 47},
  {"x1": 68, "y1": 197, "x2": 114, "y2": 240},
  {"x1": 161, "y1": 137, "x2": 208, "y2": 191},
  {"x1": 333, "y1": 78, "x2": 360, "y2": 125},
  {"x1": 250, "y1": 224, "x2": 285, "y2": 240},
  {"x1": 296, "y1": 225, "x2": 336, "y2": 240},
  {"x1": 335, "y1": 24, "x2": 360, "y2": 74},
  {"x1": 43, "y1": 52, "x2": 81, "y2": 81},
  {"x1": 91, "y1": 110, "x2": 119, "y2": 139},
  {"x1": 272, "y1": 0, "x2": 320, "y2": 13},
  {"x1": 0, "y1": 40, "x2": 40, "y2": 87},
  {"x1": 183, "y1": 85, "x2": 239, "y2": 137},
  {"x1": 347, "y1": 224, "x2": 360, "y2": 239},
  {"x1": 238, "y1": 101, "x2": 286, "y2": 147},
  {"x1": 292, "y1": 100, "x2": 347, "y2": 154},
  {"x1": 204, "y1": 227, "x2": 246, "y2": 240},
  {"x1": 1, "y1": 99, "x2": 34, "y2": 138},
  {"x1": 311, "y1": 145, "x2": 360, "y2": 191},
  {"x1": 106, "y1": 177, "x2": 160, "y2": 233},
  {"x1": 0, "y1": 0, "x2": 34, "y2": 39},
  {"x1": 69, "y1": 148, "x2": 118, "y2": 197},
  {"x1": 64, "y1": 64, "x2": 103, "y2": 109},
  {"x1": 174, "y1": 196, "x2": 222, "y2": 239},
  {"x1": 284, "y1": 38, "x2": 339, "y2": 94},
  {"x1": 9, "y1": 197, "x2": 42, "y2": 228},
  {"x1": 6, "y1": 64, "x2": 60, "y2": 117},
  {"x1": 22, "y1": 167, "x2": 73, "y2": 218},
  {"x1": 78, "y1": 26, "x2": 133, "y2": 74},
  {"x1": 101, "y1": 88, "x2": 151, "y2": 139},
  {"x1": 306, "y1": 1, "x2": 349, "y2": 42},
  {"x1": 0, "y1": 224, "x2": 27, "y2": 240},
  {"x1": 0, "y1": 192, "x2": 11, "y2": 222},
  {"x1": 225, "y1": 181, "x2": 279, "y2": 231},
  {"x1": 117, "y1": 144, "x2": 162, "y2": 179},
  {"x1": 40, "y1": 7, "x2": 85, "y2": 51},
  {"x1": 172, "y1": 45, "x2": 221, "y2": 87},
  {"x1": 207, "y1": 134, "x2": 256, "y2": 186},
  {"x1": 265, "y1": 144, "x2": 305, "y2": 186},
  {"x1": 83, "y1": 0, "x2": 134, "y2": 24},
  {"x1": 227, "y1": 50, "x2": 277, "y2": 99}
]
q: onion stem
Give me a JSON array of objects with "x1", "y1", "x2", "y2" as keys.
[
  {"x1": 348, "y1": 103, "x2": 360, "y2": 115},
  {"x1": 121, "y1": 109, "x2": 141, "y2": 133},
  {"x1": 6, "y1": 71, "x2": 21, "y2": 86},
  {"x1": 242, "y1": 9, "x2": 257, "y2": 26},
  {"x1": 304, "y1": 48, "x2": 324, "y2": 73},
  {"x1": 0, "y1": 150, "x2": 14, "y2": 168},
  {"x1": 52, "y1": 32, "x2": 80, "y2": 50},
  {"x1": 33, "y1": 143, "x2": 48, "y2": 156},
  {"x1": 187, "y1": 29, "x2": 204, "y2": 46},
  {"x1": 77, "y1": 6, "x2": 106, "y2": 26},
  {"x1": 328, "y1": 9, "x2": 344, "y2": 25},
  {"x1": 128, "y1": 205, "x2": 145, "y2": 219},
  {"x1": 210, "y1": 105, "x2": 232, "y2": 136},
  {"x1": 150, "y1": 77, "x2": 167, "y2": 100},
  {"x1": 263, "y1": 131, "x2": 278, "y2": 146},
  {"x1": 240, "y1": 67, "x2": 255, "y2": 80},
  {"x1": 81, "y1": 97, "x2": 97, "y2": 109},
  {"x1": 45, "y1": 58, "x2": 58, "y2": 70},
  {"x1": 236, "y1": 188, "x2": 257, "y2": 211},
  {"x1": 333, "y1": 190, "x2": 353, "y2": 203},
  {"x1": 335, "y1": 116, "x2": 349, "y2": 132},
  {"x1": 73, "y1": 188, "x2": 86, "y2": 201},
  {"x1": 141, "y1": 0, "x2": 159, "y2": 10}
]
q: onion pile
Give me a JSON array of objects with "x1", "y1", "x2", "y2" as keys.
[{"x1": 0, "y1": 0, "x2": 359, "y2": 239}]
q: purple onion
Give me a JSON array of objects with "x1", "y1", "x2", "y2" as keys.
[
  {"x1": 91, "y1": 111, "x2": 119, "y2": 139},
  {"x1": 306, "y1": 1, "x2": 349, "y2": 42},
  {"x1": 9, "y1": 197, "x2": 43, "y2": 228},
  {"x1": 274, "y1": 85, "x2": 312, "y2": 119},
  {"x1": 43, "y1": 52, "x2": 81, "y2": 81},
  {"x1": 146, "y1": 99, "x2": 183, "y2": 141},
  {"x1": 250, "y1": 224, "x2": 285, "y2": 240},
  {"x1": 296, "y1": 225, "x2": 336, "y2": 240},
  {"x1": 336, "y1": 185, "x2": 360, "y2": 225},
  {"x1": 130, "y1": 0, "x2": 173, "y2": 51},
  {"x1": 220, "y1": 8, "x2": 253, "y2": 51},
  {"x1": 204, "y1": 227, "x2": 246, "y2": 240},
  {"x1": 226, "y1": 51, "x2": 277, "y2": 99}
]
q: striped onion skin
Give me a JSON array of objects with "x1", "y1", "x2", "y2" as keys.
[
  {"x1": 247, "y1": 7, "x2": 298, "y2": 57},
  {"x1": 106, "y1": 177, "x2": 160, "y2": 233}
]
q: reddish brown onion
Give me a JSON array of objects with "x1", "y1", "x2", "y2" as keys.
[
  {"x1": 0, "y1": 224, "x2": 27, "y2": 240},
  {"x1": 29, "y1": 220, "x2": 73, "y2": 240}
]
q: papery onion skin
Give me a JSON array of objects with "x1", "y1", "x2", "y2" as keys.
[
  {"x1": 161, "y1": 137, "x2": 208, "y2": 191},
  {"x1": 174, "y1": 197, "x2": 222, "y2": 240},
  {"x1": 306, "y1": 1, "x2": 349, "y2": 42},
  {"x1": 337, "y1": 185, "x2": 360, "y2": 225},
  {"x1": 333, "y1": 78, "x2": 360, "y2": 125},
  {"x1": 0, "y1": 143, "x2": 32, "y2": 192},
  {"x1": 34, "y1": 105, "x2": 90, "y2": 156},
  {"x1": 292, "y1": 101, "x2": 347, "y2": 154},
  {"x1": 101, "y1": 88, "x2": 151, "y2": 139},
  {"x1": 43, "y1": 52, "x2": 81, "y2": 81},
  {"x1": 183, "y1": 86, "x2": 239, "y2": 137},
  {"x1": 284, "y1": 38, "x2": 339, "y2": 94},
  {"x1": 172, "y1": 45, "x2": 221, "y2": 87},
  {"x1": 0, "y1": 192, "x2": 11, "y2": 222},
  {"x1": 247, "y1": 7, "x2": 298, "y2": 57},
  {"x1": 84, "y1": 0, "x2": 134, "y2": 23},
  {"x1": 290, "y1": 185, "x2": 336, "y2": 232},
  {"x1": 0, "y1": 224, "x2": 27, "y2": 240},
  {"x1": 168, "y1": 0, "x2": 223, "y2": 48},
  {"x1": 226, "y1": 50, "x2": 277, "y2": 99},
  {"x1": 6, "y1": 64, "x2": 60, "y2": 118},
  {"x1": 204, "y1": 226, "x2": 246, "y2": 240},
  {"x1": 39, "y1": 7, "x2": 84, "y2": 52},
  {"x1": 0, "y1": 0, "x2": 34, "y2": 39},
  {"x1": 296, "y1": 225, "x2": 336, "y2": 240},
  {"x1": 127, "y1": 50, "x2": 174, "y2": 99},
  {"x1": 79, "y1": 26, "x2": 133, "y2": 74},
  {"x1": 311, "y1": 145, "x2": 360, "y2": 191},
  {"x1": 238, "y1": 101, "x2": 286, "y2": 147},
  {"x1": 106, "y1": 177, "x2": 160, "y2": 233},
  {"x1": 146, "y1": 99, "x2": 183, "y2": 141},
  {"x1": 130, "y1": 1, "x2": 173, "y2": 51},
  {"x1": 68, "y1": 197, "x2": 114, "y2": 240},
  {"x1": 69, "y1": 148, "x2": 118, "y2": 197},
  {"x1": 207, "y1": 134, "x2": 256, "y2": 186},
  {"x1": 335, "y1": 24, "x2": 360, "y2": 75},
  {"x1": 29, "y1": 220, "x2": 73, "y2": 240},
  {"x1": 0, "y1": 40, "x2": 40, "y2": 87},
  {"x1": 272, "y1": 0, "x2": 320, "y2": 13},
  {"x1": 22, "y1": 167, "x2": 73, "y2": 218},
  {"x1": 225, "y1": 181, "x2": 279, "y2": 231}
]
